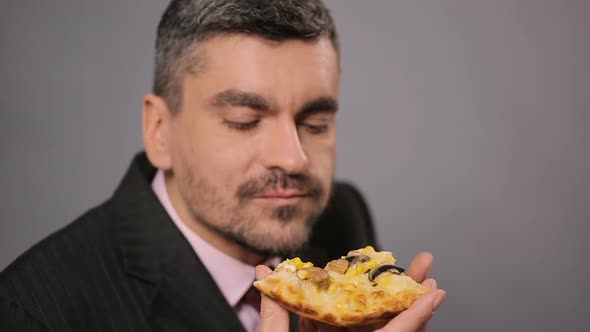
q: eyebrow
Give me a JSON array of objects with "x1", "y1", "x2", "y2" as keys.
[
  {"x1": 206, "y1": 88, "x2": 338, "y2": 115},
  {"x1": 207, "y1": 89, "x2": 271, "y2": 112},
  {"x1": 299, "y1": 97, "x2": 339, "y2": 116}
]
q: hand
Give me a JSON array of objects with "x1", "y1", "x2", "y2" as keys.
[{"x1": 256, "y1": 252, "x2": 446, "y2": 332}]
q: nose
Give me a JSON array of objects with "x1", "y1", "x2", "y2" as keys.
[{"x1": 260, "y1": 120, "x2": 309, "y2": 174}]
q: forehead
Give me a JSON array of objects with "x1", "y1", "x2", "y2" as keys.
[{"x1": 182, "y1": 34, "x2": 340, "y2": 107}]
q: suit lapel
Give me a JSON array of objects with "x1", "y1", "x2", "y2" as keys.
[
  {"x1": 151, "y1": 235, "x2": 246, "y2": 331},
  {"x1": 109, "y1": 153, "x2": 245, "y2": 331}
]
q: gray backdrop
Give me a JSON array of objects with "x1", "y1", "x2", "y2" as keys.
[{"x1": 1, "y1": 1, "x2": 588, "y2": 331}]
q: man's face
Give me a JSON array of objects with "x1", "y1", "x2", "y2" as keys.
[{"x1": 167, "y1": 35, "x2": 339, "y2": 255}]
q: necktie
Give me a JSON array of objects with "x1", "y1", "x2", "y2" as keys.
[{"x1": 243, "y1": 286, "x2": 261, "y2": 312}]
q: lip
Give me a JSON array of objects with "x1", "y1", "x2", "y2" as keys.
[{"x1": 252, "y1": 190, "x2": 309, "y2": 200}]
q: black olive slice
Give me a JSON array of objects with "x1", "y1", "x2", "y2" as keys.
[{"x1": 368, "y1": 262, "x2": 405, "y2": 282}]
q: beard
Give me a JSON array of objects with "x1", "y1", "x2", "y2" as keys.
[{"x1": 176, "y1": 168, "x2": 331, "y2": 257}]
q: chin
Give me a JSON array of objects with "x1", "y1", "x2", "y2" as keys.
[{"x1": 240, "y1": 218, "x2": 314, "y2": 256}]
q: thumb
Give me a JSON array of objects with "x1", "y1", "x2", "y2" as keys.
[
  {"x1": 377, "y1": 290, "x2": 446, "y2": 332},
  {"x1": 256, "y1": 265, "x2": 291, "y2": 332}
]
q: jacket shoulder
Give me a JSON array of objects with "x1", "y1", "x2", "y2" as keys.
[{"x1": 0, "y1": 203, "x2": 119, "y2": 327}]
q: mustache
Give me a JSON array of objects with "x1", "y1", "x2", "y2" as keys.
[{"x1": 237, "y1": 170, "x2": 324, "y2": 200}]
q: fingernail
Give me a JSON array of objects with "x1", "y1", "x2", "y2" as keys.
[
  {"x1": 432, "y1": 291, "x2": 446, "y2": 311},
  {"x1": 424, "y1": 278, "x2": 437, "y2": 289}
]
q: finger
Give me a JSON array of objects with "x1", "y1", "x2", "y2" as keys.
[
  {"x1": 404, "y1": 252, "x2": 433, "y2": 283},
  {"x1": 256, "y1": 264, "x2": 273, "y2": 280},
  {"x1": 420, "y1": 277, "x2": 438, "y2": 330},
  {"x1": 421, "y1": 277, "x2": 438, "y2": 331},
  {"x1": 417, "y1": 322, "x2": 427, "y2": 332},
  {"x1": 376, "y1": 289, "x2": 446, "y2": 332},
  {"x1": 421, "y1": 278, "x2": 437, "y2": 290},
  {"x1": 256, "y1": 265, "x2": 291, "y2": 332}
]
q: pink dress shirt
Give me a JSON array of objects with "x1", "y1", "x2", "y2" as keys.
[{"x1": 151, "y1": 170, "x2": 262, "y2": 332}]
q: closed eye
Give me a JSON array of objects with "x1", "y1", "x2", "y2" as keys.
[
  {"x1": 300, "y1": 123, "x2": 329, "y2": 134},
  {"x1": 298, "y1": 113, "x2": 333, "y2": 135},
  {"x1": 223, "y1": 119, "x2": 260, "y2": 131}
]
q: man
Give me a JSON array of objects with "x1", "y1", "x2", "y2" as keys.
[{"x1": 0, "y1": 0, "x2": 445, "y2": 331}]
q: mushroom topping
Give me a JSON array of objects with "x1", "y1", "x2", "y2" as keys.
[
  {"x1": 324, "y1": 258, "x2": 349, "y2": 274},
  {"x1": 344, "y1": 253, "x2": 370, "y2": 267},
  {"x1": 368, "y1": 263, "x2": 405, "y2": 282},
  {"x1": 297, "y1": 267, "x2": 330, "y2": 288}
]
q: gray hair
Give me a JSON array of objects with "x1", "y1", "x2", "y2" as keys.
[{"x1": 152, "y1": 0, "x2": 339, "y2": 113}]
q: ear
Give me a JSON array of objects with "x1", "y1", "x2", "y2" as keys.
[{"x1": 142, "y1": 94, "x2": 173, "y2": 170}]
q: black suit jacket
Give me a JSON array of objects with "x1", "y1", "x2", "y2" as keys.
[{"x1": 0, "y1": 153, "x2": 377, "y2": 331}]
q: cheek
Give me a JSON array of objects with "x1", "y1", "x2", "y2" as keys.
[
  {"x1": 303, "y1": 137, "x2": 336, "y2": 178},
  {"x1": 177, "y1": 115, "x2": 256, "y2": 172},
  {"x1": 187, "y1": 140, "x2": 260, "y2": 200}
]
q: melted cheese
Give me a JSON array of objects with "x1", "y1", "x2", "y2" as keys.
[{"x1": 279, "y1": 246, "x2": 424, "y2": 313}]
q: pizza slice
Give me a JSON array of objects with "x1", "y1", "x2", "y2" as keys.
[{"x1": 253, "y1": 246, "x2": 430, "y2": 327}]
